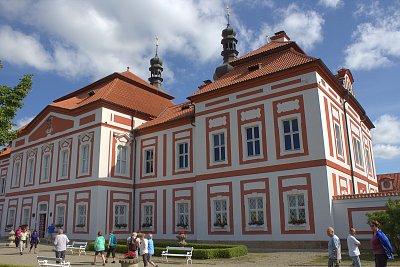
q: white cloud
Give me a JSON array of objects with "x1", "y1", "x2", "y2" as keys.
[
  {"x1": 13, "y1": 116, "x2": 34, "y2": 130},
  {"x1": 318, "y1": 0, "x2": 342, "y2": 9},
  {"x1": 372, "y1": 114, "x2": 400, "y2": 159},
  {"x1": 0, "y1": 0, "x2": 228, "y2": 82},
  {"x1": 344, "y1": 2, "x2": 400, "y2": 70},
  {"x1": 252, "y1": 4, "x2": 324, "y2": 51}
]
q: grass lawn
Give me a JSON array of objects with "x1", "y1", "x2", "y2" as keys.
[{"x1": 307, "y1": 249, "x2": 400, "y2": 266}]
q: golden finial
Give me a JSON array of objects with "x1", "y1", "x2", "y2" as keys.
[
  {"x1": 155, "y1": 35, "x2": 159, "y2": 56},
  {"x1": 226, "y1": 6, "x2": 230, "y2": 25}
]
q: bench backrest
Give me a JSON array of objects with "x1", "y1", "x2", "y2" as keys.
[
  {"x1": 72, "y1": 241, "x2": 87, "y2": 247},
  {"x1": 166, "y1": 246, "x2": 193, "y2": 252}
]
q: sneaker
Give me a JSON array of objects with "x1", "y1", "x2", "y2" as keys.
[
  {"x1": 102, "y1": 264, "x2": 105, "y2": 266},
  {"x1": 20, "y1": 252, "x2": 23, "y2": 255},
  {"x1": 91, "y1": 263, "x2": 95, "y2": 265},
  {"x1": 111, "y1": 261, "x2": 115, "y2": 263},
  {"x1": 105, "y1": 260, "x2": 108, "y2": 263}
]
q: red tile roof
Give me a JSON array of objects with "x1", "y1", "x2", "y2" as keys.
[
  {"x1": 136, "y1": 102, "x2": 194, "y2": 130},
  {"x1": 377, "y1": 173, "x2": 400, "y2": 192},
  {"x1": 0, "y1": 146, "x2": 11, "y2": 158},
  {"x1": 332, "y1": 192, "x2": 400, "y2": 200},
  {"x1": 51, "y1": 71, "x2": 175, "y2": 118},
  {"x1": 190, "y1": 42, "x2": 316, "y2": 98}
]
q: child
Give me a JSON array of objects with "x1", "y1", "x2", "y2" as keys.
[{"x1": 30, "y1": 230, "x2": 40, "y2": 254}]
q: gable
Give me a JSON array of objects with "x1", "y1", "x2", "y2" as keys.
[{"x1": 28, "y1": 115, "x2": 74, "y2": 142}]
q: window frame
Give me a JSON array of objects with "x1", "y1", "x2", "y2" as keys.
[
  {"x1": 113, "y1": 203, "x2": 128, "y2": 229},
  {"x1": 283, "y1": 190, "x2": 309, "y2": 230},
  {"x1": 211, "y1": 197, "x2": 230, "y2": 231},
  {"x1": 246, "y1": 195, "x2": 266, "y2": 229},
  {"x1": 241, "y1": 122, "x2": 264, "y2": 160},
  {"x1": 55, "y1": 205, "x2": 66, "y2": 227},
  {"x1": 26, "y1": 157, "x2": 35, "y2": 184},
  {"x1": 115, "y1": 145, "x2": 128, "y2": 175},
  {"x1": 364, "y1": 147, "x2": 372, "y2": 175},
  {"x1": 21, "y1": 207, "x2": 30, "y2": 226},
  {"x1": 12, "y1": 160, "x2": 21, "y2": 187},
  {"x1": 141, "y1": 203, "x2": 154, "y2": 229},
  {"x1": 143, "y1": 148, "x2": 155, "y2": 175},
  {"x1": 59, "y1": 149, "x2": 69, "y2": 178},
  {"x1": 352, "y1": 136, "x2": 364, "y2": 167},
  {"x1": 41, "y1": 153, "x2": 51, "y2": 182},
  {"x1": 278, "y1": 114, "x2": 304, "y2": 156},
  {"x1": 176, "y1": 142, "x2": 189, "y2": 170},
  {"x1": 80, "y1": 144, "x2": 90, "y2": 175},
  {"x1": 75, "y1": 203, "x2": 88, "y2": 229},
  {"x1": 211, "y1": 131, "x2": 227, "y2": 164},
  {"x1": 333, "y1": 122, "x2": 344, "y2": 157},
  {"x1": 7, "y1": 208, "x2": 16, "y2": 228},
  {"x1": 175, "y1": 200, "x2": 190, "y2": 230}
]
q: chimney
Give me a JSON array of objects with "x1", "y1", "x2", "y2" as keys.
[{"x1": 270, "y1": 31, "x2": 291, "y2": 42}]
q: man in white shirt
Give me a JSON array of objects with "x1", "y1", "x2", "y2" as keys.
[
  {"x1": 347, "y1": 228, "x2": 361, "y2": 267},
  {"x1": 54, "y1": 229, "x2": 69, "y2": 261}
]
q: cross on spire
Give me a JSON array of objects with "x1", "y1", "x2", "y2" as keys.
[
  {"x1": 155, "y1": 36, "x2": 159, "y2": 57},
  {"x1": 226, "y1": 6, "x2": 230, "y2": 26}
]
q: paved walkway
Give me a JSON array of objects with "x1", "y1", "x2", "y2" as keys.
[{"x1": 0, "y1": 243, "x2": 390, "y2": 267}]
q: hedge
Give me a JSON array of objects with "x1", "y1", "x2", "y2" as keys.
[{"x1": 88, "y1": 241, "x2": 247, "y2": 259}]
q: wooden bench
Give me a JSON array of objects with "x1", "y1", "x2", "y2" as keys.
[
  {"x1": 37, "y1": 256, "x2": 70, "y2": 267},
  {"x1": 161, "y1": 246, "x2": 193, "y2": 265},
  {"x1": 66, "y1": 241, "x2": 88, "y2": 255}
]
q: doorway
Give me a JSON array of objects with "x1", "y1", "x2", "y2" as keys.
[{"x1": 38, "y1": 213, "x2": 46, "y2": 238}]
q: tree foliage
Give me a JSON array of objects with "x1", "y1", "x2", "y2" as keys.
[
  {"x1": 0, "y1": 61, "x2": 32, "y2": 147},
  {"x1": 367, "y1": 198, "x2": 400, "y2": 255}
]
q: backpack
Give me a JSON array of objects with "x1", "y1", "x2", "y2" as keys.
[
  {"x1": 129, "y1": 237, "x2": 138, "y2": 251},
  {"x1": 112, "y1": 235, "x2": 117, "y2": 246}
]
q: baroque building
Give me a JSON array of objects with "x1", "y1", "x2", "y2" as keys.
[{"x1": 1, "y1": 23, "x2": 399, "y2": 245}]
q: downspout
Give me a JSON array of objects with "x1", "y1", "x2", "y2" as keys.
[
  {"x1": 343, "y1": 99, "x2": 356, "y2": 194},
  {"x1": 131, "y1": 115, "x2": 137, "y2": 232}
]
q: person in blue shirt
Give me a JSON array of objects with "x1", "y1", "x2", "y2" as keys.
[
  {"x1": 147, "y1": 234, "x2": 158, "y2": 267},
  {"x1": 105, "y1": 230, "x2": 117, "y2": 263},
  {"x1": 47, "y1": 224, "x2": 55, "y2": 243}
]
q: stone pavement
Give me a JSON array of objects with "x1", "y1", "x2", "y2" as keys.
[{"x1": 0, "y1": 243, "x2": 385, "y2": 267}]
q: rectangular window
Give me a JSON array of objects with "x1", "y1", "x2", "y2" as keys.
[
  {"x1": 246, "y1": 126, "x2": 261, "y2": 157},
  {"x1": 7, "y1": 209, "x2": 16, "y2": 227},
  {"x1": 0, "y1": 177, "x2": 5, "y2": 194},
  {"x1": 56, "y1": 206, "x2": 65, "y2": 226},
  {"x1": 334, "y1": 123, "x2": 344, "y2": 156},
  {"x1": 27, "y1": 158, "x2": 35, "y2": 183},
  {"x1": 145, "y1": 149, "x2": 154, "y2": 174},
  {"x1": 177, "y1": 142, "x2": 189, "y2": 169},
  {"x1": 213, "y1": 199, "x2": 227, "y2": 227},
  {"x1": 12, "y1": 161, "x2": 21, "y2": 186},
  {"x1": 177, "y1": 202, "x2": 189, "y2": 228},
  {"x1": 42, "y1": 154, "x2": 51, "y2": 181},
  {"x1": 142, "y1": 204, "x2": 153, "y2": 227},
  {"x1": 288, "y1": 194, "x2": 306, "y2": 224},
  {"x1": 22, "y1": 208, "x2": 30, "y2": 226},
  {"x1": 76, "y1": 204, "x2": 87, "y2": 227},
  {"x1": 283, "y1": 118, "x2": 301, "y2": 151},
  {"x1": 365, "y1": 149, "x2": 372, "y2": 174},
  {"x1": 212, "y1": 133, "x2": 226, "y2": 162},
  {"x1": 80, "y1": 144, "x2": 90, "y2": 174},
  {"x1": 116, "y1": 145, "x2": 127, "y2": 175},
  {"x1": 248, "y1": 197, "x2": 264, "y2": 226},
  {"x1": 60, "y1": 149, "x2": 69, "y2": 177},
  {"x1": 114, "y1": 204, "x2": 127, "y2": 227},
  {"x1": 352, "y1": 137, "x2": 364, "y2": 167}
]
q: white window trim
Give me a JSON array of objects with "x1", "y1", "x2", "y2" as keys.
[
  {"x1": 59, "y1": 148, "x2": 70, "y2": 179},
  {"x1": 55, "y1": 204, "x2": 66, "y2": 227},
  {"x1": 143, "y1": 147, "x2": 155, "y2": 176},
  {"x1": 333, "y1": 123, "x2": 344, "y2": 157},
  {"x1": 244, "y1": 193, "x2": 267, "y2": 231},
  {"x1": 27, "y1": 157, "x2": 35, "y2": 184},
  {"x1": 7, "y1": 208, "x2": 16, "y2": 228},
  {"x1": 75, "y1": 202, "x2": 88, "y2": 231},
  {"x1": 12, "y1": 161, "x2": 21, "y2": 187},
  {"x1": 241, "y1": 122, "x2": 263, "y2": 161},
  {"x1": 79, "y1": 143, "x2": 91, "y2": 176},
  {"x1": 278, "y1": 114, "x2": 304, "y2": 156},
  {"x1": 115, "y1": 143, "x2": 130, "y2": 176},
  {"x1": 176, "y1": 141, "x2": 190, "y2": 171},
  {"x1": 210, "y1": 196, "x2": 230, "y2": 231},
  {"x1": 209, "y1": 130, "x2": 228, "y2": 166},
  {"x1": 352, "y1": 137, "x2": 364, "y2": 167},
  {"x1": 283, "y1": 190, "x2": 310, "y2": 231},
  {"x1": 175, "y1": 200, "x2": 191, "y2": 231},
  {"x1": 21, "y1": 207, "x2": 30, "y2": 226},
  {"x1": 141, "y1": 203, "x2": 154, "y2": 229},
  {"x1": 113, "y1": 202, "x2": 128, "y2": 229},
  {"x1": 41, "y1": 153, "x2": 51, "y2": 182}
]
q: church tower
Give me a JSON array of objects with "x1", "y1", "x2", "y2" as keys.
[{"x1": 149, "y1": 37, "x2": 163, "y2": 88}]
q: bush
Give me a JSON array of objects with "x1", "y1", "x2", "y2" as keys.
[{"x1": 89, "y1": 241, "x2": 247, "y2": 259}]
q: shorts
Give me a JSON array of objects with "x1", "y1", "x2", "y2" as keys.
[
  {"x1": 106, "y1": 246, "x2": 116, "y2": 258},
  {"x1": 95, "y1": 250, "x2": 104, "y2": 255}
]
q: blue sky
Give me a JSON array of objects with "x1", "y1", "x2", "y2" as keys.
[{"x1": 0, "y1": 0, "x2": 399, "y2": 174}]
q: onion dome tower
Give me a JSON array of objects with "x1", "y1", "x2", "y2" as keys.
[
  {"x1": 213, "y1": 6, "x2": 239, "y2": 80},
  {"x1": 149, "y1": 36, "x2": 163, "y2": 88}
]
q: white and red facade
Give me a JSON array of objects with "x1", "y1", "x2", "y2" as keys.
[{"x1": 0, "y1": 32, "x2": 398, "y2": 244}]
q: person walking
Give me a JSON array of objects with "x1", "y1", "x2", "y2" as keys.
[
  {"x1": 347, "y1": 228, "x2": 361, "y2": 267},
  {"x1": 47, "y1": 224, "x2": 55, "y2": 243},
  {"x1": 25, "y1": 226, "x2": 31, "y2": 248},
  {"x1": 29, "y1": 230, "x2": 40, "y2": 254},
  {"x1": 92, "y1": 231, "x2": 106, "y2": 266},
  {"x1": 327, "y1": 227, "x2": 341, "y2": 267},
  {"x1": 127, "y1": 232, "x2": 139, "y2": 259},
  {"x1": 15, "y1": 226, "x2": 22, "y2": 248},
  {"x1": 105, "y1": 230, "x2": 117, "y2": 263},
  {"x1": 54, "y1": 229, "x2": 69, "y2": 261},
  {"x1": 19, "y1": 228, "x2": 28, "y2": 255},
  {"x1": 147, "y1": 234, "x2": 158, "y2": 267},
  {"x1": 369, "y1": 220, "x2": 394, "y2": 267},
  {"x1": 139, "y1": 233, "x2": 149, "y2": 267}
]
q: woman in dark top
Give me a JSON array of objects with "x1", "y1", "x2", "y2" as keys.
[
  {"x1": 29, "y1": 230, "x2": 40, "y2": 254},
  {"x1": 370, "y1": 220, "x2": 393, "y2": 267}
]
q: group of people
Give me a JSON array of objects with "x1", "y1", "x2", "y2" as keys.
[
  {"x1": 14, "y1": 226, "x2": 40, "y2": 255},
  {"x1": 327, "y1": 220, "x2": 394, "y2": 267},
  {"x1": 92, "y1": 231, "x2": 158, "y2": 267}
]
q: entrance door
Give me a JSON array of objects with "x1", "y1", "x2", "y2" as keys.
[{"x1": 39, "y1": 214, "x2": 46, "y2": 238}]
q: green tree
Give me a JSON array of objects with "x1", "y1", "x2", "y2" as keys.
[
  {"x1": 0, "y1": 61, "x2": 33, "y2": 147},
  {"x1": 367, "y1": 198, "x2": 400, "y2": 255}
]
